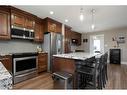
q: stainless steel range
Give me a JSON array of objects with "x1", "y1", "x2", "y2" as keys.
[{"x1": 12, "y1": 52, "x2": 38, "y2": 84}]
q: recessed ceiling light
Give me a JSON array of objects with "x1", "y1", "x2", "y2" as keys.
[
  {"x1": 50, "y1": 11, "x2": 54, "y2": 15},
  {"x1": 65, "y1": 19, "x2": 68, "y2": 22}
]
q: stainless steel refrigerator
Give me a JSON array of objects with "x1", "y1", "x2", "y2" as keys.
[{"x1": 43, "y1": 32, "x2": 63, "y2": 72}]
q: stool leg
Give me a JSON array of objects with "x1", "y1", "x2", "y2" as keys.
[{"x1": 65, "y1": 79, "x2": 68, "y2": 89}]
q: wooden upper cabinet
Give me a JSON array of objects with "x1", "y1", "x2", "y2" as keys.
[
  {"x1": 11, "y1": 12, "x2": 25, "y2": 28},
  {"x1": 43, "y1": 17, "x2": 62, "y2": 33},
  {"x1": 64, "y1": 25, "x2": 72, "y2": 53},
  {"x1": 0, "y1": 9, "x2": 10, "y2": 40},
  {"x1": 11, "y1": 7, "x2": 36, "y2": 30},
  {"x1": 34, "y1": 17, "x2": 43, "y2": 42},
  {"x1": 25, "y1": 16, "x2": 35, "y2": 30}
]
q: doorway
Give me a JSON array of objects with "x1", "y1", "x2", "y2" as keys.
[{"x1": 90, "y1": 34, "x2": 104, "y2": 54}]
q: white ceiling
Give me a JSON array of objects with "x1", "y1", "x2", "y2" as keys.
[{"x1": 14, "y1": 5, "x2": 127, "y2": 33}]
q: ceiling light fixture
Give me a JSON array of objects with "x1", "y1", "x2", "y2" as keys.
[
  {"x1": 50, "y1": 11, "x2": 54, "y2": 15},
  {"x1": 79, "y1": 8, "x2": 84, "y2": 21},
  {"x1": 91, "y1": 9, "x2": 96, "y2": 30},
  {"x1": 65, "y1": 19, "x2": 68, "y2": 22}
]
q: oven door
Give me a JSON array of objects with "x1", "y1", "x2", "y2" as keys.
[{"x1": 13, "y1": 56, "x2": 37, "y2": 76}]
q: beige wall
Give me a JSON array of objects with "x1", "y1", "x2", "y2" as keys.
[{"x1": 78, "y1": 27, "x2": 127, "y2": 63}]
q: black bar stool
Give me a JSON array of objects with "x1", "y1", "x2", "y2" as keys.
[{"x1": 75, "y1": 55, "x2": 104, "y2": 89}]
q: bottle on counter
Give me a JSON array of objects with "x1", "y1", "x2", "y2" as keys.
[{"x1": 37, "y1": 46, "x2": 42, "y2": 53}]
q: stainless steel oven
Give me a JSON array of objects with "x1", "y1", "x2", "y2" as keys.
[
  {"x1": 13, "y1": 56, "x2": 37, "y2": 76},
  {"x1": 12, "y1": 52, "x2": 37, "y2": 84}
]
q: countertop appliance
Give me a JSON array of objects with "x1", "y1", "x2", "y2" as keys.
[
  {"x1": 43, "y1": 32, "x2": 63, "y2": 72},
  {"x1": 71, "y1": 39, "x2": 78, "y2": 44},
  {"x1": 12, "y1": 52, "x2": 38, "y2": 84}
]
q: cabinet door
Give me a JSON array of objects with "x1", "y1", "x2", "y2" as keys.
[
  {"x1": 0, "y1": 10, "x2": 10, "y2": 40},
  {"x1": 56, "y1": 23, "x2": 62, "y2": 33},
  {"x1": 35, "y1": 22, "x2": 43, "y2": 42},
  {"x1": 64, "y1": 26, "x2": 71, "y2": 53},
  {"x1": 11, "y1": 13, "x2": 25, "y2": 28},
  {"x1": 38, "y1": 53, "x2": 47, "y2": 73},
  {"x1": 48, "y1": 21, "x2": 57, "y2": 32},
  {"x1": 25, "y1": 17, "x2": 35, "y2": 29}
]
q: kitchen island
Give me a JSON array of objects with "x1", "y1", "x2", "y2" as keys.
[
  {"x1": 53, "y1": 52, "x2": 100, "y2": 88},
  {"x1": 53, "y1": 52, "x2": 100, "y2": 73},
  {"x1": 0, "y1": 62, "x2": 12, "y2": 89}
]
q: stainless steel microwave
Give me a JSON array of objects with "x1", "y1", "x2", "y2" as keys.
[
  {"x1": 71, "y1": 39, "x2": 78, "y2": 44},
  {"x1": 11, "y1": 26, "x2": 34, "y2": 40}
]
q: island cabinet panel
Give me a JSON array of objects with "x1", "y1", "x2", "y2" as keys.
[
  {"x1": 37, "y1": 53, "x2": 48, "y2": 73},
  {"x1": 43, "y1": 17, "x2": 62, "y2": 33},
  {"x1": 53, "y1": 57, "x2": 76, "y2": 74},
  {"x1": 0, "y1": 9, "x2": 10, "y2": 40},
  {"x1": 34, "y1": 17, "x2": 44, "y2": 42},
  {"x1": 0, "y1": 55, "x2": 12, "y2": 73}
]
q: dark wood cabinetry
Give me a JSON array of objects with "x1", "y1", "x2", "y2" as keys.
[
  {"x1": 0, "y1": 9, "x2": 10, "y2": 40},
  {"x1": 25, "y1": 16, "x2": 35, "y2": 30},
  {"x1": 0, "y1": 55, "x2": 12, "y2": 73},
  {"x1": 110, "y1": 49, "x2": 121, "y2": 64},
  {"x1": 43, "y1": 17, "x2": 62, "y2": 33},
  {"x1": 34, "y1": 17, "x2": 44, "y2": 42},
  {"x1": 64, "y1": 25, "x2": 72, "y2": 53},
  {"x1": 11, "y1": 12, "x2": 25, "y2": 28},
  {"x1": 11, "y1": 8, "x2": 36, "y2": 30},
  {"x1": 71, "y1": 31, "x2": 81, "y2": 45},
  {"x1": 37, "y1": 53, "x2": 48, "y2": 73},
  {"x1": 64, "y1": 25, "x2": 82, "y2": 53}
]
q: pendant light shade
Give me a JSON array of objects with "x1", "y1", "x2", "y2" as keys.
[
  {"x1": 80, "y1": 8, "x2": 84, "y2": 21},
  {"x1": 91, "y1": 9, "x2": 96, "y2": 30}
]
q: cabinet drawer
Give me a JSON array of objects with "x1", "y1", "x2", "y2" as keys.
[{"x1": 38, "y1": 60, "x2": 47, "y2": 65}]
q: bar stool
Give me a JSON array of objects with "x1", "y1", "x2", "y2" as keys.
[
  {"x1": 52, "y1": 71, "x2": 73, "y2": 89},
  {"x1": 75, "y1": 56, "x2": 103, "y2": 89}
]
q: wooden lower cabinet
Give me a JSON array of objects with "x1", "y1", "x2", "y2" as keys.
[
  {"x1": 37, "y1": 53, "x2": 48, "y2": 73},
  {"x1": 0, "y1": 55, "x2": 12, "y2": 73}
]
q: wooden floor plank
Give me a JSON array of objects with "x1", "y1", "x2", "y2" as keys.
[{"x1": 13, "y1": 64, "x2": 127, "y2": 89}]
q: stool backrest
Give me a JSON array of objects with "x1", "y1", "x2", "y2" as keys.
[{"x1": 104, "y1": 52, "x2": 108, "y2": 64}]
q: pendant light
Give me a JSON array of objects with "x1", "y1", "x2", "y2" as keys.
[
  {"x1": 80, "y1": 8, "x2": 84, "y2": 21},
  {"x1": 91, "y1": 9, "x2": 96, "y2": 30}
]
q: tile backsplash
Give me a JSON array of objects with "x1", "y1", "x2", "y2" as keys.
[{"x1": 0, "y1": 39, "x2": 42, "y2": 54}]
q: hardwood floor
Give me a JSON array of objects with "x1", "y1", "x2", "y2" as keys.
[
  {"x1": 13, "y1": 64, "x2": 127, "y2": 89},
  {"x1": 13, "y1": 73, "x2": 54, "y2": 89},
  {"x1": 105, "y1": 64, "x2": 127, "y2": 89}
]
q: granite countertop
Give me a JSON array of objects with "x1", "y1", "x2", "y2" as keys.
[
  {"x1": 53, "y1": 52, "x2": 100, "y2": 60},
  {"x1": 0, "y1": 62, "x2": 12, "y2": 89}
]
